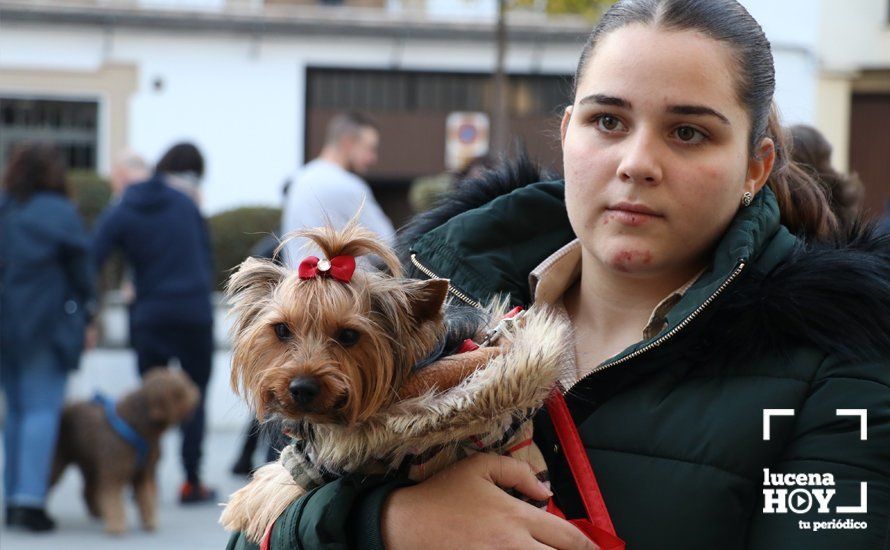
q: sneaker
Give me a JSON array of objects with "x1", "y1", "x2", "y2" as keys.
[
  {"x1": 6, "y1": 506, "x2": 56, "y2": 532},
  {"x1": 179, "y1": 481, "x2": 218, "y2": 504}
]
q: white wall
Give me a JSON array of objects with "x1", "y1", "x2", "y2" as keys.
[
  {"x1": 1, "y1": 22, "x2": 581, "y2": 215},
  {"x1": 819, "y1": 0, "x2": 890, "y2": 72},
  {"x1": 741, "y1": 0, "x2": 821, "y2": 126}
]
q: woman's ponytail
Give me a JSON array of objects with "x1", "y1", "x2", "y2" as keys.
[{"x1": 763, "y1": 104, "x2": 839, "y2": 240}]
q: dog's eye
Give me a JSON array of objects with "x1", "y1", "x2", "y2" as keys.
[
  {"x1": 274, "y1": 323, "x2": 292, "y2": 341},
  {"x1": 335, "y1": 328, "x2": 360, "y2": 347}
]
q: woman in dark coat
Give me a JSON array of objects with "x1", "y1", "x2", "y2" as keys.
[
  {"x1": 0, "y1": 142, "x2": 94, "y2": 531},
  {"x1": 226, "y1": 1, "x2": 890, "y2": 548}
]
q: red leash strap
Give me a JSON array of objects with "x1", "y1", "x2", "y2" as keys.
[{"x1": 546, "y1": 390, "x2": 624, "y2": 547}]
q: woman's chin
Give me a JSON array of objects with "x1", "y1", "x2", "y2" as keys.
[
  {"x1": 596, "y1": 247, "x2": 655, "y2": 274},
  {"x1": 590, "y1": 238, "x2": 659, "y2": 274}
]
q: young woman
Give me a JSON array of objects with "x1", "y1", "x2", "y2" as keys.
[
  {"x1": 1, "y1": 143, "x2": 95, "y2": 531},
  {"x1": 226, "y1": 1, "x2": 889, "y2": 548}
]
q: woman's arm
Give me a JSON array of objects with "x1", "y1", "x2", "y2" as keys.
[
  {"x1": 225, "y1": 474, "x2": 411, "y2": 550},
  {"x1": 226, "y1": 454, "x2": 597, "y2": 549},
  {"x1": 56, "y1": 200, "x2": 96, "y2": 313},
  {"x1": 383, "y1": 454, "x2": 598, "y2": 550}
]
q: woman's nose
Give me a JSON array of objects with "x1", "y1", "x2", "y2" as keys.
[{"x1": 616, "y1": 131, "x2": 663, "y2": 185}]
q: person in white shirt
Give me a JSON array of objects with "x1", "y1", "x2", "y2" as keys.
[{"x1": 282, "y1": 112, "x2": 395, "y2": 267}]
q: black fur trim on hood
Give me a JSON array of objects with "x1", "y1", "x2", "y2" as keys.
[
  {"x1": 395, "y1": 154, "x2": 890, "y2": 364},
  {"x1": 702, "y1": 224, "x2": 890, "y2": 363},
  {"x1": 395, "y1": 151, "x2": 557, "y2": 264}
]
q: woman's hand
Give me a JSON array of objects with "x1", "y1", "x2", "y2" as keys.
[
  {"x1": 381, "y1": 454, "x2": 599, "y2": 550},
  {"x1": 84, "y1": 323, "x2": 99, "y2": 351}
]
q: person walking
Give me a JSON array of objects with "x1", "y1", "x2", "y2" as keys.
[
  {"x1": 1, "y1": 142, "x2": 95, "y2": 531},
  {"x1": 92, "y1": 141, "x2": 217, "y2": 504}
]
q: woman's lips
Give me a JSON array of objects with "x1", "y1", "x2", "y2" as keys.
[{"x1": 605, "y1": 203, "x2": 664, "y2": 227}]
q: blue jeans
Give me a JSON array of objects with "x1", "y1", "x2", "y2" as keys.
[{"x1": 1, "y1": 347, "x2": 68, "y2": 507}]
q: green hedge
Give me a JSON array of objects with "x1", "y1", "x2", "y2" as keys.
[
  {"x1": 69, "y1": 169, "x2": 112, "y2": 229},
  {"x1": 209, "y1": 207, "x2": 281, "y2": 290}
]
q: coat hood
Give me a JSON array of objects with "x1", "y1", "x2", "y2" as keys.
[{"x1": 120, "y1": 174, "x2": 179, "y2": 212}]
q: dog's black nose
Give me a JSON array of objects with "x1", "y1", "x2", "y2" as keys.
[{"x1": 288, "y1": 377, "x2": 320, "y2": 407}]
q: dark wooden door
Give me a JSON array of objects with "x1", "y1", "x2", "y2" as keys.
[{"x1": 850, "y1": 93, "x2": 890, "y2": 218}]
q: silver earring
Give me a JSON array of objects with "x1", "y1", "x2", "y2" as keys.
[{"x1": 742, "y1": 192, "x2": 753, "y2": 207}]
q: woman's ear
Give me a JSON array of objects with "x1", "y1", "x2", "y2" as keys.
[
  {"x1": 560, "y1": 106, "x2": 573, "y2": 147},
  {"x1": 746, "y1": 137, "x2": 775, "y2": 195}
]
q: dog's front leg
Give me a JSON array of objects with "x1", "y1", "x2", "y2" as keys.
[
  {"x1": 98, "y1": 481, "x2": 128, "y2": 535},
  {"x1": 83, "y1": 472, "x2": 101, "y2": 519},
  {"x1": 220, "y1": 461, "x2": 306, "y2": 543},
  {"x1": 133, "y1": 472, "x2": 158, "y2": 531}
]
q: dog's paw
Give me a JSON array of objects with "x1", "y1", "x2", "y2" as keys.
[
  {"x1": 220, "y1": 462, "x2": 306, "y2": 543},
  {"x1": 104, "y1": 522, "x2": 128, "y2": 536}
]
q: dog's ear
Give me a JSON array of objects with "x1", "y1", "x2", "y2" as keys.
[
  {"x1": 226, "y1": 257, "x2": 288, "y2": 332},
  {"x1": 405, "y1": 279, "x2": 450, "y2": 322},
  {"x1": 148, "y1": 390, "x2": 174, "y2": 425},
  {"x1": 226, "y1": 257, "x2": 287, "y2": 300}
]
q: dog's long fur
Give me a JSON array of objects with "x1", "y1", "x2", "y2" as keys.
[
  {"x1": 220, "y1": 302, "x2": 572, "y2": 541},
  {"x1": 51, "y1": 368, "x2": 199, "y2": 534},
  {"x1": 226, "y1": 222, "x2": 449, "y2": 426}
]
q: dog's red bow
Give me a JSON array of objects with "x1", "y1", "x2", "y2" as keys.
[{"x1": 298, "y1": 255, "x2": 355, "y2": 283}]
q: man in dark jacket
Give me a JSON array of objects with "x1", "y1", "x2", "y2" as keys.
[{"x1": 92, "y1": 146, "x2": 216, "y2": 503}]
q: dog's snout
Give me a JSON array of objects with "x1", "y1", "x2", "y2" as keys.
[{"x1": 288, "y1": 377, "x2": 320, "y2": 407}]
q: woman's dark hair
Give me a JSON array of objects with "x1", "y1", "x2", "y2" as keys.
[
  {"x1": 1, "y1": 142, "x2": 69, "y2": 201},
  {"x1": 574, "y1": 0, "x2": 838, "y2": 240},
  {"x1": 156, "y1": 142, "x2": 204, "y2": 178},
  {"x1": 788, "y1": 124, "x2": 863, "y2": 232}
]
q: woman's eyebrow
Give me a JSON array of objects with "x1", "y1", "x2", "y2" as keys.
[
  {"x1": 667, "y1": 104, "x2": 731, "y2": 125},
  {"x1": 577, "y1": 95, "x2": 731, "y2": 126},
  {"x1": 578, "y1": 94, "x2": 631, "y2": 109}
]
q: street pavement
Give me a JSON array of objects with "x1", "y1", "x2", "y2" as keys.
[
  {"x1": 1, "y1": 346, "x2": 260, "y2": 549},
  {"x1": 1, "y1": 428, "x2": 255, "y2": 549}
]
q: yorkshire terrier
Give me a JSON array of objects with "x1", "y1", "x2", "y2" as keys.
[
  {"x1": 220, "y1": 220, "x2": 571, "y2": 542},
  {"x1": 51, "y1": 367, "x2": 200, "y2": 534}
]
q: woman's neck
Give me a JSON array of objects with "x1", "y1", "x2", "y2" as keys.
[{"x1": 566, "y1": 247, "x2": 705, "y2": 343}]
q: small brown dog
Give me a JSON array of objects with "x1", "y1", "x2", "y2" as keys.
[
  {"x1": 221, "y1": 221, "x2": 570, "y2": 542},
  {"x1": 51, "y1": 367, "x2": 200, "y2": 534},
  {"x1": 226, "y1": 222, "x2": 454, "y2": 426}
]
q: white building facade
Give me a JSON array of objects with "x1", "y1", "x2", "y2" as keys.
[{"x1": 0, "y1": 0, "x2": 587, "y2": 214}]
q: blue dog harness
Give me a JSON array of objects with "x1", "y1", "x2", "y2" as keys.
[{"x1": 92, "y1": 393, "x2": 149, "y2": 467}]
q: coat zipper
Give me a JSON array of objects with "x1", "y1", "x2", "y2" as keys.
[
  {"x1": 410, "y1": 253, "x2": 482, "y2": 308},
  {"x1": 562, "y1": 259, "x2": 748, "y2": 395},
  {"x1": 412, "y1": 251, "x2": 747, "y2": 394}
]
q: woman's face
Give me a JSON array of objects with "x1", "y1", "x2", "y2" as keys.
[{"x1": 562, "y1": 24, "x2": 773, "y2": 278}]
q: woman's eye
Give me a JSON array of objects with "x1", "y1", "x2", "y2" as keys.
[
  {"x1": 274, "y1": 323, "x2": 292, "y2": 340},
  {"x1": 674, "y1": 126, "x2": 707, "y2": 144},
  {"x1": 594, "y1": 114, "x2": 624, "y2": 132},
  {"x1": 335, "y1": 328, "x2": 360, "y2": 347}
]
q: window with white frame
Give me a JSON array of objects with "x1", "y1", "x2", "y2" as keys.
[{"x1": 0, "y1": 97, "x2": 99, "y2": 174}]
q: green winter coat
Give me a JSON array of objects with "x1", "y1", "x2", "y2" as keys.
[{"x1": 227, "y1": 175, "x2": 890, "y2": 550}]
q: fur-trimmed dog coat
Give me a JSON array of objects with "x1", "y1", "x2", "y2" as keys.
[{"x1": 221, "y1": 303, "x2": 572, "y2": 542}]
